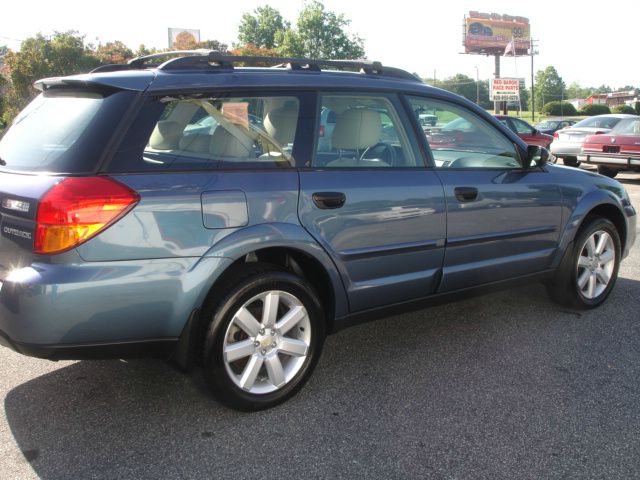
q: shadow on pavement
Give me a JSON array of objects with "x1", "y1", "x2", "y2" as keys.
[{"x1": 5, "y1": 279, "x2": 640, "y2": 479}]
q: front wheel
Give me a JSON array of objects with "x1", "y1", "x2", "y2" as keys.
[
  {"x1": 547, "y1": 217, "x2": 620, "y2": 309},
  {"x1": 203, "y1": 264, "x2": 325, "y2": 411},
  {"x1": 597, "y1": 165, "x2": 619, "y2": 178},
  {"x1": 562, "y1": 156, "x2": 580, "y2": 167}
]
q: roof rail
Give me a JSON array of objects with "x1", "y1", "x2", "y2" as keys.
[{"x1": 91, "y1": 50, "x2": 422, "y2": 83}]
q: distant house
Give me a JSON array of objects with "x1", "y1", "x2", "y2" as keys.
[
  {"x1": 568, "y1": 98, "x2": 586, "y2": 111},
  {"x1": 606, "y1": 90, "x2": 639, "y2": 108},
  {"x1": 585, "y1": 94, "x2": 608, "y2": 105}
]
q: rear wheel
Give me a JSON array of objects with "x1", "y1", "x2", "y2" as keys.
[
  {"x1": 597, "y1": 165, "x2": 619, "y2": 178},
  {"x1": 562, "y1": 156, "x2": 580, "y2": 167},
  {"x1": 202, "y1": 264, "x2": 325, "y2": 411},
  {"x1": 547, "y1": 217, "x2": 620, "y2": 309}
]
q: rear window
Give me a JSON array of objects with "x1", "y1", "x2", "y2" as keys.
[
  {"x1": 572, "y1": 116, "x2": 622, "y2": 129},
  {"x1": 0, "y1": 89, "x2": 135, "y2": 174}
]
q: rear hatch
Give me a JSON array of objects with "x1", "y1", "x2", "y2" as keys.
[{"x1": 0, "y1": 87, "x2": 140, "y2": 272}]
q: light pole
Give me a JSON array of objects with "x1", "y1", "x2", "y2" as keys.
[{"x1": 474, "y1": 66, "x2": 480, "y2": 105}]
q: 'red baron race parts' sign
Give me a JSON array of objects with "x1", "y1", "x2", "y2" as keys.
[{"x1": 490, "y1": 78, "x2": 520, "y2": 102}]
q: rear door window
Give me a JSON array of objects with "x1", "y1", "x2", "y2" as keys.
[
  {"x1": 109, "y1": 94, "x2": 304, "y2": 172},
  {"x1": 0, "y1": 89, "x2": 136, "y2": 174}
]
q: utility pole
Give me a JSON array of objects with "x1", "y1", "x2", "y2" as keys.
[
  {"x1": 494, "y1": 54, "x2": 500, "y2": 114},
  {"x1": 531, "y1": 38, "x2": 537, "y2": 122},
  {"x1": 475, "y1": 66, "x2": 480, "y2": 105}
]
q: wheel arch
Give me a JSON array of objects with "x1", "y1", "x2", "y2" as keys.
[{"x1": 177, "y1": 223, "x2": 348, "y2": 369}]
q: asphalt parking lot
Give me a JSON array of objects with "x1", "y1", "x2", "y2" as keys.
[{"x1": 1, "y1": 172, "x2": 639, "y2": 480}]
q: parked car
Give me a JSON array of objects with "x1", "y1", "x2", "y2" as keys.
[
  {"x1": 549, "y1": 114, "x2": 637, "y2": 167},
  {"x1": 578, "y1": 116, "x2": 640, "y2": 178},
  {"x1": 535, "y1": 119, "x2": 577, "y2": 135},
  {"x1": 494, "y1": 115, "x2": 553, "y2": 148},
  {"x1": 0, "y1": 51, "x2": 636, "y2": 411}
]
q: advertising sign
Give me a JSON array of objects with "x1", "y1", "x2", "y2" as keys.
[
  {"x1": 490, "y1": 78, "x2": 520, "y2": 102},
  {"x1": 168, "y1": 28, "x2": 201, "y2": 49},
  {"x1": 464, "y1": 12, "x2": 530, "y2": 55}
]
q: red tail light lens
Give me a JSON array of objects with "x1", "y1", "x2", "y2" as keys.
[
  {"x1": 319, "y1": 125, "x2": 326, "y2": 137},
  {"x1": 35, "y1": 177, "x2": 139, "y2": 254},
  {"x1": 553, "y1": 132, "x2": 559, "y2": 139}
]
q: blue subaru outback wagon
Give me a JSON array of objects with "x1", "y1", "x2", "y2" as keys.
[{"x1": 0, "y1": 51, "x2": 636, "y2": 410}]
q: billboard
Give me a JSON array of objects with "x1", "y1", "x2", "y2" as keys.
[
  {"x1": 463, "y1": 12, "x2": 530, "y2": 55},
  {"x1": 168, "y1": 28, "x2": 201, "y2": 49},
  {"x1": 490, "y1": 78, "x2": 520, "y2": 102}
]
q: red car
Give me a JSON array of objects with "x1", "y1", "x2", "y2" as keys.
[
  {"x1": 494, "y1": 115, "x2": 554, "y2": 149},
  {"x1": 578, "y1": 116, "x2": 640, "y2": 178}
]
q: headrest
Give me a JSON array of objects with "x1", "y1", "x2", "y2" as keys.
[
  {"x1": 209, "y1": 127, "x2": 253, "y2": 158},
  {"x1": 331, "y1": 109, "x2": 381, "y2": 150},
  {"x1": 149, "y1": 121, "x2": 182, "y2": 150},
  {"x1": 264, "y1": 105, "x2": 299, "y2": 145},
  {"x1": 179, "y1": 134, "x2": 212, "y2": 154}
]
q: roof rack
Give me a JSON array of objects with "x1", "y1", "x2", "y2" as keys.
[{"x1": 91, "y1": 50, "x2": 422, "y2": 83}]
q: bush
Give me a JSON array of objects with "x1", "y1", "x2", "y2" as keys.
[
  {"x1": 541, "y1": 101, "x2": 578, "y2": 116},
  {"x1": 580, "y1": 104, "x2": 611, "y2": 116},
  {"x1": 613, "y1": 104, "x2": 636, "y2": 114}
]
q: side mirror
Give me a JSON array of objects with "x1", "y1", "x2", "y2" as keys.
[{"x1": 527, "y1": 145, "x2": 549, "y2": 167}]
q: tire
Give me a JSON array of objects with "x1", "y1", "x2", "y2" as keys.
[
  {"x1": 597, "y1": 165, "x2": 619, "y2": 178},
  {"x1": 202, "y1": 263, "x2": 325, "y2": 411},
  {"x1": 562, "y1": 156, "x2": 580, "y2": 167},
  {"x1": 547, "y1": 216, "x2": 621, "y2": 309}
]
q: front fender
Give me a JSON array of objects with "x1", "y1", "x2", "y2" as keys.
[
  {"x1": 554, "y1": 187, "x2": 630, "y2": 267},
  {"x1": 199, "y1": 222, "x2": 349, "y2": 318}
]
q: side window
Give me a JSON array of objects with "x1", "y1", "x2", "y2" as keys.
[
  {"x1": 407, "y1": 96, "x2": 521, "y2": 169},
  {"x1": 512, "y1": 118, "x2": 534, "y2": 134},
  {"x1": 313, "y1": 94, "x2": 420, "y2": 168},
  {"x1": 112, "y1": 95, "x2": 300, "y2": 172}
]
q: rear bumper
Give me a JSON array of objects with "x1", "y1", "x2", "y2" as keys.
[
  {"x1": 578, "y1": 153, "x2": 640, "y2": 169},
  {"x1": 549, "y1": 142, "x2": 582, "y2": 157},
  {"x1": 0, "y1": 256, "x2": 232, "y2": 358},
  {"x1": 0, "y1": 328, "x2": 176, "y2": 360}
]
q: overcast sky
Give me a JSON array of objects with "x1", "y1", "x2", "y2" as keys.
[{"x1": 1, "y1": 0, "x2": 636, "y2": 89}]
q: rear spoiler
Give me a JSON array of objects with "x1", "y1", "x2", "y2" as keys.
[{"x1": 34, "y1": 71, "x2": 155, "y2": 92}]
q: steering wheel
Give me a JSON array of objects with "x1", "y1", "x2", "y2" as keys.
[{"x1": 360, "y1": 142, "x2": 397, "y2": 166}]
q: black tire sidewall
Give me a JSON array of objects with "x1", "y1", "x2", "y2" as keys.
[{"x1": 203, "y1": 269, "x2": 325, "y2": 411}]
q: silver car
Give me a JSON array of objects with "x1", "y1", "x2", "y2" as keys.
[{"x1": 549, "y1": 114, "x2": 637, "y2": 167}]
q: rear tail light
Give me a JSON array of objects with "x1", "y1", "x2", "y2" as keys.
[
  {"x1": 35, "y1": 177, "x2": 139, "y2": 254},
  {"x1": 319, "y1": 125, "x2": 325, "y2": 137},
  {"x1": 594, "y1": 131, "x2": 605, "y2": 135},
  {"x1": 553, "y1": 132, "x2": 559, "y2": 139}
]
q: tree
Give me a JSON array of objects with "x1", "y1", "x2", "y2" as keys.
[
  {"x1": 196, "y1": 40, "x2": 228, "y2": 52},
  {"x1": 277, "y1": 1, "x2": 365, "y2": 59},
  {"x1": 93, "y1": 41, "x2": 133, "y2": 64},
  {"x1": 229, "y1": 44, "x2": 280, "y2": 65},
  {"x1": 238, "y1": 5, "x2": 289, "y2": 49},
  {"x1": 566, "y1": 81, "x2": 591, "y2": 100},
  {"x1": 4, "y1": 31, "x2": 98, "y2": 99},
  {"x1": 434, "y1": 74, "x2": 492, "y2": 109},
  {"x1": 533, "y1": 66, "x2": 566, "y2": 111}
]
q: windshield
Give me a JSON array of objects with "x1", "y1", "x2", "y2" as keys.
[
  {"x1": 535, "y1": 121, "x2": 556, "y2": 129},
  {"x1": 0, "y1": 89, "x2": 134, "y2": 173},
  {"x1": 572, "y1": 116, "x2": 622, "y2": 129}
]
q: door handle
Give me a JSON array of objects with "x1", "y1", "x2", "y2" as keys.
[
  {"x1": 454, "y1": 186, "x2": 478, "y2": 202},
  {"x1": 312, "y1": 192, "x2": 346, "y2": 209}
]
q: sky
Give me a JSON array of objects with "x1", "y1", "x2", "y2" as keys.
[{"x1": 1, "y1": 0, "x2": 637, "y2": 90}]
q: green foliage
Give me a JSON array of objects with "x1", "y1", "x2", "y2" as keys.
[
  {"x1": 436, "y1": 74, "x2": 492, "y2": 108},
  {"x1": 579, "y1": 104, "x2": 611, "y2": 116},
  {"x1": 533, "y1": 66, "x2": 566, "y2": 111},
  {"x1": 541, "y1": 101, "x2": 578, "y2": 116},
  {"x1": 93, "y1": 41, "x2": 133, "y2": 64},
  {"x1": 613, "y1": 104, "x2": 636, "y2": 114},
  {"x1": 566, "y1": 81, "x2": 592, "y2": 100},
  {"x1": 277, "y1": 1, "x2": 365, "y2": 59},
  {"x1": 636, "y1": 102, "x2": 640, "y2": 115},
  {"x1": 238, "y1": 6, "x2": 289, "y2": 49},
  {"x1": 197, "y1": 40, "x2": 228, "y2": 52}
]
